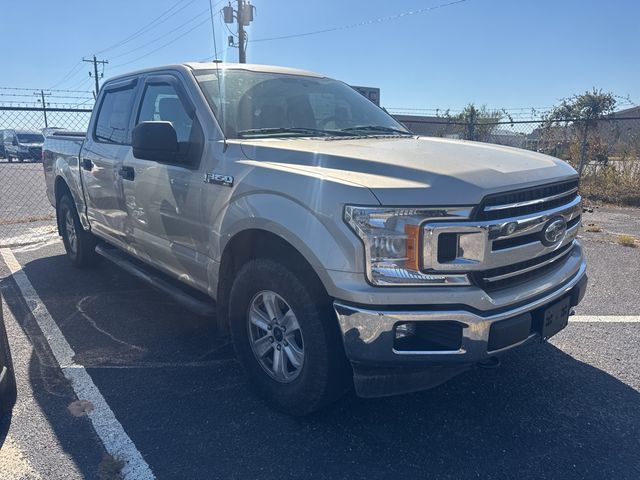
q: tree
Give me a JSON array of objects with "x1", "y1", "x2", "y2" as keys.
[
  {"x1": 543, "y1": 89, "x2": 618, "y2": 176},
  {"x1": 439, "y1": 104, "x2": 507, "y2": 142}
]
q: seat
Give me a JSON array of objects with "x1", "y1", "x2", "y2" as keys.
[{"x1": 158, "y1": 97, "x2": 192, "y2": 142}]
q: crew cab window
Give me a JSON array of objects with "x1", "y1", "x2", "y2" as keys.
[
  {"x1": 136, "y1": 82, "x2": 203, "y2": 166},
  {"x1": 94, "y1": 85, "x2": 136, "y2": 144},
  {"x1": 137, "y1": 84, "x2": 193, "y2": 143}
]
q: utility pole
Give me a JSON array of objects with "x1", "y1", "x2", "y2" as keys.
[
  {"x1": 83, "y1": 56, "x2": 109, "y2": 98},
  {"x1": 237, "y1": 0, "x2": 246, "y2": 63},
  {"x1": 34, "y1": 89, "x2": 52, "y2": 127},
  {"x1": 223, "y1": 1, "x2": 255, "y2": 63}
]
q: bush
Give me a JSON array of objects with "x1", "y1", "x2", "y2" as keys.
[{"x1": 579, "y1": 160, "x2": 640, "y2": 206}]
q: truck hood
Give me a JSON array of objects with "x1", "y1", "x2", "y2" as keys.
[{"x1": 238, "y1": 136, "x2": 578, "y2": 206}]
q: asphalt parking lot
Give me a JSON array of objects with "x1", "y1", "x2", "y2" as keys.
[{"x1": 0, "y1": 194, "x2": 639, "y2": 479}]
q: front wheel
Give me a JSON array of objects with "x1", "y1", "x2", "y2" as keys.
[
  {"x1": 229, "y1": 259, "x2": 349, "y2": 415},
  {"x1": 57, "y1": 194, "x2": 101, "y2": 268}
]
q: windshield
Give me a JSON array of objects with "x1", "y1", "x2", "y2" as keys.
[
  {"x1": 16, "y1": 133, "x2": 44, "y2": 144},
  {"x1": 194, "y1": 69, "x2": 411, "y2": 139}
]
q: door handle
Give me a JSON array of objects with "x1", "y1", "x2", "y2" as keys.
[
  {"x1": 119, "y1": 166, "x2": 135, "y2": 181},
  {"x1": 81, "y1": 158, "x2": 93, "y2": 171}
]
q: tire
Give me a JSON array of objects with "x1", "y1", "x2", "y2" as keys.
[
  {"x1": 57, "y1": 194, "x2": 101, "y2": 268},
  {"x1": 229, "y1": 258, "x2": 350, "y2": 416}
]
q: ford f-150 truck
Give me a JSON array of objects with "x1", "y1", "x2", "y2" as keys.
[{"x1": 43, "y1": 63, "x2": 587, "y2": 415}]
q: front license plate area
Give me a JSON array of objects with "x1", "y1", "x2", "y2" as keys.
[{"x1": 541, "y1": 296, "x2": 570, "y2": 340}]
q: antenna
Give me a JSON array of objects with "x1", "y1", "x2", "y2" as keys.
[{"x1": 209, "y1": 0, "x2": 227, "y2": 150}]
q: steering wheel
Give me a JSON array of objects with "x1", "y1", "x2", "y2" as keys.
[{"x1": 318, "y1": 116, "x2": 340, "y2": 129}]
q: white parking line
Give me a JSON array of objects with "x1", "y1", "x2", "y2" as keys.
[
  {"x1": 0, "y1": 248, "x2": 155, "y2": 480},
  {"x1": 571, "y1": 316, "x2": 640, "y2": 323}
]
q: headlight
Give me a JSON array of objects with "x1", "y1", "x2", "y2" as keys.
[{"x1": 344, "y1": 206, "x2": 472, "y2": 286}]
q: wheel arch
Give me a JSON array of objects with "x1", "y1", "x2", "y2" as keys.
[{"x1": 216, "y1": 228, "x2": 331, "y2": 334}]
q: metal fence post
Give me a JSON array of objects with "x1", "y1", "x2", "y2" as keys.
[{"x1": 578, "y1": 122, "x2": 589, "y2": 177}]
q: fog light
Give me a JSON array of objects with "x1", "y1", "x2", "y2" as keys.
[{"x1": 395, "y1": 322, "x2": 416, "y2": 340}]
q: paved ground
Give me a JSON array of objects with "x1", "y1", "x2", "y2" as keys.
[
  {"x1": 0, "y1": 203, "x2": 638, "y2": 479},
  {"x1": 0, "y1": 162, "x2": 57, "y2": 248}
]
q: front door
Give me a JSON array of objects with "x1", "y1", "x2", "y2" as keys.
[{"x1": 122, "y1": 75, "x2": 208, "y2": 289}]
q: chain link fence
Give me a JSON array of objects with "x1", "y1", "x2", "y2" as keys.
[
  {"x1": 0, "y1": 106, "x2": 92, "y2": 247},
  {"x1": 1, "y1": 105, "x2": 638, "y2": 247},
  {"x1": 393, "y1": 114, "x2": 640, "y2": 206}
]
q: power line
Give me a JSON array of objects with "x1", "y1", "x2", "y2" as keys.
[
  {"x1": 110, "y1": 16, "x2": 213, "y2": 70},
  {"x1": 250, "y1": 0, "x2": 470, "y2": 43},
  {"x1": 108, "y1": 6, "x2": 212, "y2": 61},
  {"x1": 0, "y1": 93, "x2": 93, "y2": 100},
  {"x1": 93, "y1": 0, "x2": 196, "y2": 55},
  {"x1": 0, "y1": 87, "x2": 92, "y2": 94},
  {"x1": 49, "y1": 61, "x2": 85, "y2": 90}
]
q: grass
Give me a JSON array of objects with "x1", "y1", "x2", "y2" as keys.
[
  {"x1": 617, "y1": 235, "x2": 637, "y2": 248},
  {"x1": 578, "y1": 159, "x2": 640, "y2": 206}
]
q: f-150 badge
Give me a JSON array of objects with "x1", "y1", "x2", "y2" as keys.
[{"x1": 204, "y1": 172, "x2": 234, "y2": 187}]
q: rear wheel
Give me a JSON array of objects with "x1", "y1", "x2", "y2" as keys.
[
  {"x1": 57, "y1": 194, "x2": 101, "y2": 268},
  {"x1": 229, "y1": 259, "x2": 349, "y2": 415}
]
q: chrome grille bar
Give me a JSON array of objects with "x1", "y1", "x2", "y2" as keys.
[
  {"x1": 483, "y1": 187, "x2": 578, "y2": 213},
  {"x1": 482, "y1": 242, "x2": 575, "y2": 283}
]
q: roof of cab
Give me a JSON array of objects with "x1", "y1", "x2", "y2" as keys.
[
  {"x1": 185, "y1": 62, "x2": 325, "y2": 78},
  {"x1": 105, "y1": 62, "x2": 326, "y2": 84}
]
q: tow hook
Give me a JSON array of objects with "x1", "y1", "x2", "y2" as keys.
[{"x1": 477, "y1": 356, "x2": 501, "y2": 369}]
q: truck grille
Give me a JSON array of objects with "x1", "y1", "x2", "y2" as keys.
[
  {"x1": 475, "y1": 179, "x2": 579, "y2": 221},
  {"x1": 422, "y1": 178, "x2": 582, "y2": 294},
  {"x1": 473, "y1": 242, "x2": 575, "y2": 292}
]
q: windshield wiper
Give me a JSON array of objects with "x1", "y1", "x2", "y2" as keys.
[
  {"x1": 237, "y1": 127, "x2": 356, "y2": 138},
  {"x1": 340, "y1": 125, "x2": 413, "y2": 136}
]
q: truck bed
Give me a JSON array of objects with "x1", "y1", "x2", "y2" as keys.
[{"x1": 42, "y1": 132, "x2": 86, "y2": 210}]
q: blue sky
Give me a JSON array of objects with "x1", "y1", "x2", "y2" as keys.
[{"x1": 4, "y1": 0, "x2": 638, "y2": 111}]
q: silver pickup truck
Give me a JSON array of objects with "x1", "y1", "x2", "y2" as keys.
[{"x1": 43, "y1": 63, "x2": 587, "y2": 415}]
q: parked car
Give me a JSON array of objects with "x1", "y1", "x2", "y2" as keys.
[
  {"x1": 3, "y1": 129, "x2": 44, "y2": 162},
  {"x1": 43, "y1": 63, "x2": 587, "y2": 415},
  {"x1": 42, "y1": 127, "x2": 65, "y2": 138}
]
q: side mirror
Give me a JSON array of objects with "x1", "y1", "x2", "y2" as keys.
[{"x1": 132, "y1": 121, "x2": 178, "y2": 163}]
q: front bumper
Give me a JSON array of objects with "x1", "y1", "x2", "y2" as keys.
[{"x1": 333, "y1": 258, "x2": 587, "y2": 397}]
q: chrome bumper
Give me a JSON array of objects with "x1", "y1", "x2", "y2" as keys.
[{"x1": 334, "y1": 257, "x2": 587, "y2": 366}]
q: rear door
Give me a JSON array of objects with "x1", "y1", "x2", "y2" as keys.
[
  {"x1": 80, "y1": 78, "x2": 138, "y2": 246},
  {"x1": 121, "y1": 73, "x2": 209, "y2": 288}
]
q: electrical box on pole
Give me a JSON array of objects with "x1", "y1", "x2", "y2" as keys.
[
  {"x1": 221, "y1": 0, "x2": 255, "y2": 63},
  {"x1": 241, "y1": 2, "x2": 254, "y2": 25},
  {"x1": 223, "y1": 5, "x2": 234, "y2": 23}
]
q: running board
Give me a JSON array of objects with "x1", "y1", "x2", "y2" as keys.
[{"x1": 95, "y1": 244, "x2": 216, "y2": 317}]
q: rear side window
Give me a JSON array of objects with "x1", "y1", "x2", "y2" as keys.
[{"x1": 94, "y1": 85, "x2": 136, "y2": 144}]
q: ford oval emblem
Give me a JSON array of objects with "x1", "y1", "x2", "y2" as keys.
[{"x1": 542, "y1": 216, "x2": 567, "y2": 246}]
